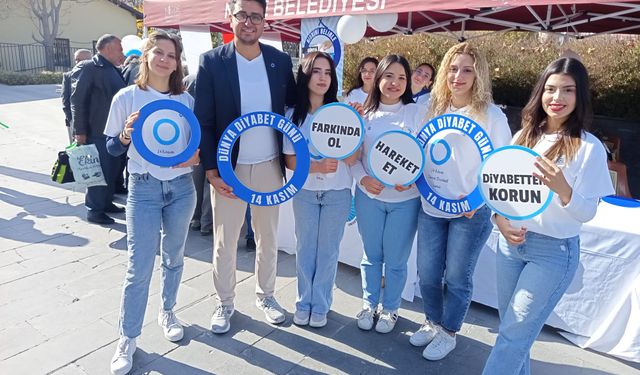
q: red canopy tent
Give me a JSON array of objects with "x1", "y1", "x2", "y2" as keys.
[{"x1": 144, "y1": 0, "x2": 640, "y2": 40}]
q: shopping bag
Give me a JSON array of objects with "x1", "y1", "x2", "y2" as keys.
[
  {"x1": 50, "y1": 149, "x2": 75, "y2": 184},
  {"x1": 66, "y1": 143, "x2": 107, "y2": 187}
]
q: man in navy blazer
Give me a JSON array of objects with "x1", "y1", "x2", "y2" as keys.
[{"x1": 194, "y1": 0, "x2": 296, "y2": 334}]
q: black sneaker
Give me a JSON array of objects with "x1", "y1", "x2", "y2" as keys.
[
  {"x1": 105, "y1": 204, "x2": 125, "y2": 214},
  {"x1": 190, "y1": 219, "x2": 201, "y2": 231},
  {"x1": 246, "y1": 238, "x2": 256, "y2": 251},
  {"x1": 87, "y1": 212, "x2": 115, "y2": 225}
]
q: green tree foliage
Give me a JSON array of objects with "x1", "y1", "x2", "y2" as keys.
[{"x1": 344, "y1": 32, "x2": 640, "y2": 120}]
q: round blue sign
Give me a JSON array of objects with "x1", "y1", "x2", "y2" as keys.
[
  {"x1": 217, "y1": 111, "x2": 310, "y2": 206},
  {"x1": 415, "y1": 114, "x2": 494, "y2": 214},
  {"x1": 303, "y1": 21, "x2": 341, "y2": 66},
  {"x1": 132, "y1": 99, "x2": 201, "y2": 167}
]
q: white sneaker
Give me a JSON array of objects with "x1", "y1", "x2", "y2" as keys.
[
  {"x1": 422, "y1": 328, "x2": 457, "y2": 361},
  {"x1": 410, "y1": 320, "x2": 438, "y2": 346},
  {"x1": 256, "y1": 296, "x2": 285, "y2": 324},
  {"x1": 211, "y1": 304, "x2": 234, "y2": 334},
  {"x1": 293, "y1": 310, "x2": 310, "y2": 326},
  {"x1": 375, "y1": 310, "x2": 398, "y2": 334},
  {"x1": 110, "y1": 336, "x2": 136, "y2": 375},
  {"x1": 356, "y1": 305, "x2": 376, "y2": 331},
  {"x1": 309, "y1": 313, "x2": 327, "y2": 328},
  {"x1": 157, "y1": 310, "x2": 184, "y2": 342}
]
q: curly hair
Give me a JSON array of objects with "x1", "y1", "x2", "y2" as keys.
[{"x1": 427, "y1": 42, "x2": 492, "y2": 123}]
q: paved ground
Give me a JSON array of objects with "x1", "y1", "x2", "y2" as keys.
[{"x1": 0, "y1": 84, "x2": 639, "y2": 374}]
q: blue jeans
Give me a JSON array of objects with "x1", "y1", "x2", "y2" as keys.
[
  {"x1": 119, "y1": 173, "x2": 196, "y2": 338},
  {"x1": 417, "y1": 206, "x2": 492, "y2": 332},
  {"x1": 355, "y1": 188, "x2": 420, "y2": 311},
  {"x1": 292, "y1": 188, "x2": 351, "y2": 315},
  {"x1": 482, "y1": 232, "x2": 580, "y2": 375}
]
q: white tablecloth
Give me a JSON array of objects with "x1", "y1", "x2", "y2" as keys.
[
  {"x1": 473, "y1": 201, "x2": 640, "y2": 362},
  {"x1": 277, "y1": 198, "x2": 640, "y2": 362}
]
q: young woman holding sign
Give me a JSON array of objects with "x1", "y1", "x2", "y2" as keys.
[
  {"x1": 283, "y1": 51, "x2": 356, "y2": 328},
  {"x1": 344, "y1": 57, "x2": 378, "y2": 105},
  {"x1": 482, "y1": 58, "x2": 613, "y2": 375},
  {"x1": 350, "y1": 54, "x2": 426, "y2": 334},
  {"x1": 104, "y1": 31, "x2": 199, "y2": 375},
  {"x1": 411, "y1": 42, "x2": 512, "y2": 360},
  {"x1": 411, "y1": 62, "x2": 435, "y2": 106}
]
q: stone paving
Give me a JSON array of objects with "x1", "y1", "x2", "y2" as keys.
[{"x1": 1, "y1": 84, "x2": 639, "y2": 374}]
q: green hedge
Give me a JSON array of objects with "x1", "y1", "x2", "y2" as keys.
[
  {"x1": 0, "y1": 70, "x2": 63, "y2": 85},
  {"x1": 344, "y1": 32, "x2": 640, "y2": 120}
]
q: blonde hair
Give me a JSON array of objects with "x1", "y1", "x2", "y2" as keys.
[{"x1": 427, "y1": 42, "x2": 492, "y2": 123}]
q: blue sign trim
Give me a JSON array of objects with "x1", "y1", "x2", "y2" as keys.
[
  {"x1": 478, "y1": 145, "x2": 555, "y2": 220},
  {"x1": 308, "y1": 102, "x2": 364, "y2": 160},
  {"x1": 217, "y1": 111, "x2": 310, "y2": 206},
  {"x1": 602, "y1": 195, "x2": 640, "y2": 208},
  {"x1": 153, "y1": 118, "x2": 180, "y2": 145},
  {"x1": 303, "y1": 21, "x2": 341, "y2": 66},
  {"x1": 415, "y1": 114, "x2": 493, "y2": 213},
  {"x1": 132, "y1": 99, "x2": 201, "y2": 167},
  {"x1": 368, "y1": 130, "x2": 425, "y2": 187}
]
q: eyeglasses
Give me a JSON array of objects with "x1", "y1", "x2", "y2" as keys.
[
  {"x1": 233, "y1": 11, "x2": 264, "y2": 25},
  {"x1": 359, "y1": 68, "x2": 375, "y2": 75}
]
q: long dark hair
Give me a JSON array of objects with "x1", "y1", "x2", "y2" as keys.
[
  {"x1": 136, "y1": 30, "x2": 185, "y2": 95},
  {"x1": 291, "y1": 51, "x2": 338, "y2": 126},
  {"x1": 345, "y1": 56, "x2": 378, "y2": 96},
  {"x1": 515, "y1": 57, "x2": 592, "y2": 162},
  {"x1": 363, "y1": 54, "x2": 414, "y2": 115},
  {"x1": 415, "y1": 62, "x2": 435, "y2": 91}
]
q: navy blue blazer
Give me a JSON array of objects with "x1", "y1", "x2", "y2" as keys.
[{"x1": 194, "y1": 42, "x2": 296, "y2": 172}]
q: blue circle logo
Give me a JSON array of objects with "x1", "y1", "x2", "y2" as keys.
[
  {"x1": 429, "y1": 139, "x2": 451, "y2": 165},
  {"x1": 131, "y1": 99, "x2": 201, "y2": 167},
  {"x1": 153, "y1": 118, "x2": 180, "y2": 145},
  {"x1": 217, "y1": 111, "x2": 310, "y2": 206},
  {"x1": 415, "y1": 114, "x2": 494, "y2": 214},
  {"x1": 303, "y1": 21, "x2": 341, "y2": 65}
]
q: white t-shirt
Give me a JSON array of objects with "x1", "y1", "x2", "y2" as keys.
[
  {"x1": 236, "y1": 52, "x2": 278, "y2": 165},
  {"x1": 283, "y1": 108, "x2": 353, "y2": 191},
  {"x1": 350, "y1": 101, "x2": 426, "y2": 203},
  {"x1": 508, "y1": 131, "x2": 614, "y2": 239},
  {"x1": 421, "y1": 103, "x2": 513, "y2": 218},
  {"x1": 413, "y1": 91, "x2": 430, "y2": 106},
  {"x1": 343, "y1": 87, "x2": 369, "y2": 106},
  {"x1": 103, "y1": 85, "x2": 194, "y2": 181}
]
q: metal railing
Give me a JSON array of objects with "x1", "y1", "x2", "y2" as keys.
[{"x1": 0, "y1": 42, "x2": 92, "y2": 73}]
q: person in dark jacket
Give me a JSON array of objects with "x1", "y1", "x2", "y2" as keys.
[
  {"x1": 70, "y1": 34, "x2": 126, "y2": 225},
  {"x1": 194, "y1": 0, "x2": 296, "y2": 333},
  {"x1": 61, "y1": 49, "x2": 92, "y2": 143}
]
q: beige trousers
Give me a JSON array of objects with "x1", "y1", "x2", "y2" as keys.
[{"x1": 211, "y1": 158, "x2": 283, "y2": 306}]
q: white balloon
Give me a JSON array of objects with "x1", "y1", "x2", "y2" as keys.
[
  {"x1": 337, "y1": 15, "x2": 367, "y2": 45},
  {"x1": 367, "y1": 13, "x2": 398, "y2": 33},
  {"x1": 121, "y1": 35, "x2": 143, "y2": 57}
]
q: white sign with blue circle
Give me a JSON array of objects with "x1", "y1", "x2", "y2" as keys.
[
  {"x1": 478, "y1": 146, "x2": 554, "y2": 220},
  {"x1": 415, "y1": 114, "x2": 493, "y2": 214},
  {"x1": 132, "y1": 99, "x2": 201, "y2": 167},
  {"x1": 309, "y1": 103, "x2": 364, "y2": 159},
  {"x1": 217, "y1": 111, "x2": 310, "y2": 206},
  {"x1": 368, "y1": 130, "x2": 425, "y2": 187}
]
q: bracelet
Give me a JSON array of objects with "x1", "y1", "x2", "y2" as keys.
[{"x1": 121, "y1": 130, "x2": 131, "y2": 140}]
